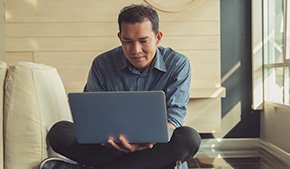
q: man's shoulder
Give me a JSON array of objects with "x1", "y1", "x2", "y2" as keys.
[
  {"x1": 92, "y1": 46, "x2": 123, "y2": 66},
  {"x1": 94, "y1": 46, "x2": 122, "y2": 61},
  {"x1": 159, "y1": 47, "x2": 189, "y2": 65}
]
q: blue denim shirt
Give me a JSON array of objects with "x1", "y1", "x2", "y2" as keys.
[{"x1": 84, "y1": 46, "x2": 191, "y2": 127}]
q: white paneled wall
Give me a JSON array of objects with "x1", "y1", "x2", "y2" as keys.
[{"x1": 5, "y1": 0, "x2": 223, "y2": 132}]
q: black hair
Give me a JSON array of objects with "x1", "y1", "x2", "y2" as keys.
[{"x1": 118, "y1": 4, "x2": 159, "y2": 34}]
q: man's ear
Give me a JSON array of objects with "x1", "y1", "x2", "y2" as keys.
[
  {"x1": 156, "y1": 31, "x2": 163, "y2": 45},
  {"x1": 117, "y1": 32, "x2": 123, "y2": 44}
]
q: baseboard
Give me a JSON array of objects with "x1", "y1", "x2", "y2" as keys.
[
  {"x1": 197, "y1": 138, "x2": 260, "y2": 158},
  {"x1": 196, "y1": 138, "x2": 290, "y2": 167},
  {"x1": 200, "y1": 138, "x2": 260, "y2": 150},
  {"x1": 260, "y1": 140, "x2": 290, "y2": 166}
]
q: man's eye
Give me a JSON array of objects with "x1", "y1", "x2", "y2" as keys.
[
  {"x1": 124, "y1": 41, "x2": 132, "y2": 44},
  {"x1": 140, "y1": 41, "x2": 147, "y2": 44}
]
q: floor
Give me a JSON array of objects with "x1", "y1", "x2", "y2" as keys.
[{"x1": 187, "y1": 149, "x2": 290, "y2": 169}]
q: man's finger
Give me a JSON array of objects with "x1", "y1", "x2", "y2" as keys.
[
  {"x1": 108, "y1": 139, "x2": 129, "y2": 153},
  {"x1": 119, "y1": 135, "x2": 135, "y2": 152},
  {"x1": 147, "y1": 143, "x2": 154, "y2": 149}
]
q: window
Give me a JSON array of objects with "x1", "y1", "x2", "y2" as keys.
[{"x1": 263, "y1": 0, "x2": 290, "y2": 105}]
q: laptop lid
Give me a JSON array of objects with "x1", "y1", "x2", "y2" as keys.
[{"x1": 68, "y1": 91, "x2": 169, "y2": 144}]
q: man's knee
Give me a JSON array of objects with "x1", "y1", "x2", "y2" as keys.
[
  {"x1": 170, "y1": 126, "x2": 201, "y2": 161},
  {"x1": 47, "y1": 121, "x2": 75, "y2": 152}
]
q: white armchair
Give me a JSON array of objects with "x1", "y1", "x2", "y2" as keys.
[{"x1": 0, "y1": 61, "x2": 72, "y2": 169}]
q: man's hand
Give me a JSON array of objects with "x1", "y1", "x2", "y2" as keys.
[
  {"x1": 167, "y1": 122, "x2": 176, "y2": 129},
  {"x1": 107, "y1": 123, "x2": 175, "y2": 152},
  {"x1": 107, "y1": 135, "x2": 154, "y2": 153}
]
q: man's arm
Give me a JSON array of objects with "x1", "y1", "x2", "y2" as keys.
[
  {"x1": 165, "y1": 57, "x2": 191, "y2": 128},
  {"x1": 84, "y1": 59, "x2": 105, "y2": 92}
]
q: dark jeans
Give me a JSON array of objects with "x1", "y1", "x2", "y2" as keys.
[{"x1": 47, "y1": 121, "x2": 201, "y2": 169}]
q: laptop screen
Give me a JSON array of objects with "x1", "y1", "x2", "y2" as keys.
[{"x1": 68, "y1": 91, "x2": 169, "y2": 144}]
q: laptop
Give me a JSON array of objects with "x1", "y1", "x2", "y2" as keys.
[{"x1": 68, "y1": 91, "x2": 169, "y2": 144}]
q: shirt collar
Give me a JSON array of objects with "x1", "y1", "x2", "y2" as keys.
[
  {"x1": 118, "y1": 47, "x2": 129, "y2": 70},
  {"x1": 118, "y1": 47, "x2": 167, "y2": 72},
  {"x1": 152, "y1": 47, "x2": 167, "y2": 72}
]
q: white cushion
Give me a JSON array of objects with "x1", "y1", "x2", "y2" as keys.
[
  {"x1": 0, "y1": 60, "x2": 7, "y2": 169},
  {"x1": 4, "y1": 62, "x2": 72, "y2": 169}
]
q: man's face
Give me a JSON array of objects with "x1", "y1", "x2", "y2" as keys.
[{"x1": 118, "y1": 20, "x2": 162, "y2": 71}]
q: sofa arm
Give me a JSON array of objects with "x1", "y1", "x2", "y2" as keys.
[
  {"x1": 0, "y1": 61, "x2": 7, "y2": 169},
  {"x1": 4, "y1": 62, "x2": 72, "y2": 169}
]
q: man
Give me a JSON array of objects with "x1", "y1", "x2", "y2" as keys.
[{"x1": 40, "y1": 4, "x2": 201, "y2": 169}]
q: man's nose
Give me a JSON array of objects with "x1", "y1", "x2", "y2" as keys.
[{"x1": 131, "y1": 42, "x2": 142, "y2": 55}]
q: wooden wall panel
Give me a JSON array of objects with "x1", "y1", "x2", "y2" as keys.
[
  {"x1": 182, "y1": 51, "x2": 220, "y2": 88},
  {"x1": 162, "y1": 36, "x2": 220, "y2": 50},
  {"x1": 34, "y1": 52, "x2": 98, "y2": 92},
  {"x1": 5, "y1": 0, "x2": 222, "y2": 132},
  {"x1": 5, "y1": 52, "x2": 34, "y2": 65},
  {"x1": 161, "y1": 22, "x2": 220, "y2": 36},
  {"x1": 6, "y1": 21, "x2": 219, "y2": 37},
  {"x1": 5, "y1": 0, "x2": 219, "y2": 22},
  {"x1": 5, "y1": 37, "x2": 120, "y2": 52},
  {"x1": 0, "y1": 0, "x2": 4, "y2": 61},
  {"x1": 185, "y1": 98, "x2": 221, "y2": 133},
  {"x1": 6, "y1": 36, "x2": 219, "y2": 52},
  {"x1": 6, "y1": 23, "x2": 119, "y2": 37},
  {"x1": 5, "y1": 0, "x2": 137, "y2": 22}
]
